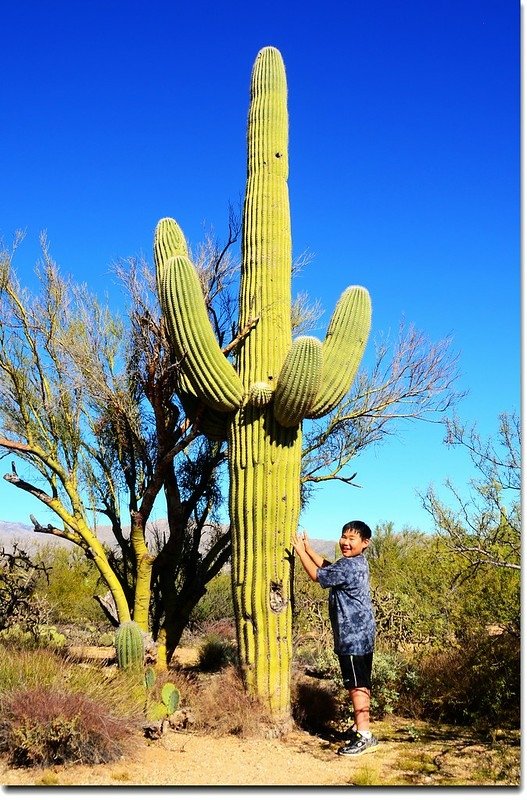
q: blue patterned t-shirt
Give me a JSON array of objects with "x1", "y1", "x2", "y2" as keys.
[{"x1": 317, "y1": 553, "x2": 375, "y2": 656}]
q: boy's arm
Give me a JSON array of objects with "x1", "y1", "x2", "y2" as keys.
[
  {"x1": 292, "y1": 532, "x2": 319, "y2": 582},
  {"x1": 302, "y1": 532, "x2": 332, "y2": 568}
]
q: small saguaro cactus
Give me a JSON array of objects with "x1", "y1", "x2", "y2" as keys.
[
  {"x1": 115, "y1": 620, "x2": 145, "y2": 670},
  {"x1": 155, "y1": 47, "x2": 371, "y2": 721}
]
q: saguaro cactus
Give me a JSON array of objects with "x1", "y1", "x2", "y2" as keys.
[
  {"x1": 155, "y1": 46, "x2": 371, "y2": 720},
  {"x1": 115, "y1": 620, "x2": 145, "y2": 670}
]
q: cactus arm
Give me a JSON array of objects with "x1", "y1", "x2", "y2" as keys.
[
  {"x1": 273, "y1": 336, "x2": 322, "y2": 427},
  {"x1": 161, "y1": 254, "x2": 244, "y2": 412},
  {"x1": 154, "y1": 217, "x2": 189, "y2": 301},
  {"x1": 306, "y1": 285, "x2": 371, "y2": 419}
]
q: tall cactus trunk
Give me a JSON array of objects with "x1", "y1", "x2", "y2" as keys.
[
  {"x1": 229, "y1": 416, "x2": 301, "y2": 717},
  {"x1": 229, "y1": 47, "x2": 297, "y2": 719},
  {"x1": 155, "y1": 45, "x2": 371, "y2": 722}
]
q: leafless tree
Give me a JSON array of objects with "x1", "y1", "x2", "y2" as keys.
[{"x1": 301, "y1": 323, "x2": 463, "y2": 502}]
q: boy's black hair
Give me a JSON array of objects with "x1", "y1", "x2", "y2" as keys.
[{"x1": 341, "y1": 520, "x2": 372, "y2": 541}]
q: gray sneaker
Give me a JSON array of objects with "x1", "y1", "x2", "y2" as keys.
[
  {"x1": 343, "y1": 726, "x2": 361, "y2": 744},
  {"x1": 337, "y1": 733, "x2": 379, "y2": 756}
]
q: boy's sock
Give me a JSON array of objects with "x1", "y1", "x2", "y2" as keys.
[{"x1": 358, "y1": 730, "x2": 372, "y2": 739}]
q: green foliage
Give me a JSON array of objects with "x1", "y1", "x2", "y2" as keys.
[
  {"x1": 198, "y1": 634, "x2": 238, "y2": 672},
  {"x1": 34, "y1": 544, "x2": 107, "y2": 625},
  {"x1": 190, "y1": 573, "x2": 234, "y2": 627},
  {"x1": 370, "y1": 650, "x2": 406, "y2": 717},
  {"x1": 368, "y1": 523, "x2": 520, "y2": 646}
]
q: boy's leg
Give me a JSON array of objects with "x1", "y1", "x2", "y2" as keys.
[
  {"x1": 349, "y1": 686, "x2": 371, "y2": 732},
  {"x1": 337, "y1": 653, "x2": 378, "y2": 756}
]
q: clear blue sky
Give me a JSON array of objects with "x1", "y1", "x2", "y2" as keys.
[{"x1": 0, "y1": 1, "x2": 520, "y2": 538}]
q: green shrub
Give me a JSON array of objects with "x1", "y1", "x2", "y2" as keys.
[
  {"x1": 34, "y1": 545, "x2": 107, "y2": 625},
  {"x1": 399, "y1": 629, "x2": 520, "y2": 727},
  {"x1": 370, "y1": 650, "x2": 406, "y2": 717},
  {"x1": 190, "y1": 573, "x2": 234, "y2": 627},
  {"x1": 198, "y1": 634, "x2": 237, "y2": 672}
]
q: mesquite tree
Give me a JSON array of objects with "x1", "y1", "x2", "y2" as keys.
[
  {"x1": 0, "y1": 235, "x2": 233, "y2": 668},
  {"x1": 155, "y1": 47, "x2": 371, "y2": 719}
]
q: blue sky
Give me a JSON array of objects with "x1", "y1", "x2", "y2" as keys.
[{"x1": 0, "y1": 1, "x2": 520, "y2": 539}]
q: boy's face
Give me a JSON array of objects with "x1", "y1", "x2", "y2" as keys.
[{"x1": 339, "y1": 528, "x2": 369, "y2": 558}]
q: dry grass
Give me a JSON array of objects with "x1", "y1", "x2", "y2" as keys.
[
  {"x1": 170, "y1": 664, "x2": 276, "y2": 737},
  {"x1": 0, "y1": 686, "x2": 138, "y2": 767}
]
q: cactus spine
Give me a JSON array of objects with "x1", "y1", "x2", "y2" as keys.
[
  {"x1": 115, "y1": 620, "x2": 145, "y2": 670},
  {"x1": 156, "y1": 47, "x2": 371, "y2": 720}
]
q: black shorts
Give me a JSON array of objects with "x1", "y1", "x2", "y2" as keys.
[{"x1": 338, "y1": 652, "x2": 373, "y2": 690}]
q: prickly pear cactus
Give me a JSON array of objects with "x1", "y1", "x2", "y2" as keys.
[
  {"x1": 115, "y1": 620, "x2": 145, "y2": 670},
  {"x1": 161, "y1": 682, "x2": 180, "y2": 715},
  {"x1": 144, "y1": 674, "x2": 181, "y2": 722},
  {"x1": 155, "y1": 47, "x2": 371, "y2": 719}
]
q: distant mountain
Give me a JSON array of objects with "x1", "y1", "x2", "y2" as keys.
[
  {"x1": 0, "y1": 518, "x2": 337, "y2": 561},
  {"x1": 0, "y1": 520, "x2": 42, "y2": 553},
  {"x1": 307, "y1": 538, "x2": 338, "y2": 561}
]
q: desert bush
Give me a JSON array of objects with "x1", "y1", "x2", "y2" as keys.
[
  {"x1": 198, "y1": 634, "x2": 238, "y2": 672},
  {"x1": 179, "y1": 665, "x2": 274, "y2": 737},
  {"x1": 0, "y1": 642, "x2": 145, "y2": 768},
  {"x1": 368, "y1": 524, "x2": 520, "y2": 648},
  {"x1": 399, "y1": 628, "x2": 520, "y2": 727},
  {"x1": 34, "y1": 545, "x2": 107, "y2": 625},
  {"x1": 291, "y1": 672, "x2": 341, "y2": 732},
  {"x1": 370, "y1": 649, "x2": 407, "y2": 718},
  {"x1": 189, "y1": 573, "x2": 234, "y2": 628},
  {"x1": 0, "y1": 686, "x2": 136, "y2": 767}
]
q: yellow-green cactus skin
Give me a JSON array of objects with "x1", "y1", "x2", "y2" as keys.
[
  {"x1": 156, "y1": 47, "x2": 371, "y2": 718},
  {"x1": 115, "y1": 620, "x2": 145, "y2": 670},
  {"x1": 274, "y1": 336, "x2": 323, "y2": 427},
  {"x1": 161, "y1": 254, "x2": 244, "y2": 412},
  {"x1": 307, "y1": 286, "x2": 371, "y2": 418}
]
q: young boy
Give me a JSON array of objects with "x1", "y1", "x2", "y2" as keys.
[{"x1": 292, "y1": 520, "x2": 378, "y2": 756}]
